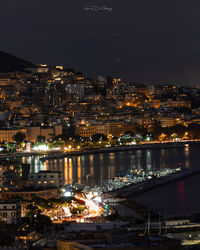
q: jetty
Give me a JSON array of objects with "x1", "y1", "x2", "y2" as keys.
[{"x1": 103, "y1": 168, "x2": 200, "y2": 199}]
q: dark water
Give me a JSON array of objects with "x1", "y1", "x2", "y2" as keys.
[
  {"x1": 132, "y1": 174, "x2": 200, "y2": 216},
  {"x1": 21, "y1": 143, "x2": 200, "y2": 216}
]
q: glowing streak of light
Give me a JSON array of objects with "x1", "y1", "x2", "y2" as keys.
[
  {"x1": 62, "y1": 206, "x2": 72, "y2": 217},
  {"x1": 79, "y1": 197, "x2": 103, "y2": 218}
]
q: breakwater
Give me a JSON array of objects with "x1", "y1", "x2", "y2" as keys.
[{"x1": 104, "y1": 168, "x2": 200, "y2": 199}]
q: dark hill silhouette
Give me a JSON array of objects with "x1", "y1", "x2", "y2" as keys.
[{"x1": 0, "y1": 51, "x2": 34, "y2": 72}]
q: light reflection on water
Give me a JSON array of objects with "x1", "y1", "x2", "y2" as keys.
[
  {"x1": 21, "y1": 144, "x2": 193, "y2": 186},
  {"x1": 20, "y1": 144, "x2": 200, "y2": 215}
]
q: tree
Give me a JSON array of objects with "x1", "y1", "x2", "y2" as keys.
[
  {"x1": 35, "y1": 214, "x2": 52, "y2": 232},
  {"x1": 134, "y1": 125, "x2": 148, "y2": 138},
  {"x1": 13, "y1": 132, "x2": 26, "y2": 144},
  {"x1": 37, "y1": 135, "x2": 46, "y2": 142},
  {"x1": 91, "y1": 134, "x2": 107, "y2": 142},
  {"x1": 62, "y1": 118, "x2": 76, "y2": 138},
  {"x1": 124, "y1": 131, "x2": 135, "y2": 137},
  {"x1": 188, "y1": 123, "x2": 200, "y2": 139},
  {"x1": 25, "y1": 204, "x2": 52, "y2": 232}
]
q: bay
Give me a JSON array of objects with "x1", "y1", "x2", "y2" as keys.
[{"x1": 21, "y1": 143, "x2": 200, "y2": 216}]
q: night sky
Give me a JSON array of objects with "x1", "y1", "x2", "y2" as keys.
[{"x1": 1, "y1": 0, "x2": 200, "y2": 84}]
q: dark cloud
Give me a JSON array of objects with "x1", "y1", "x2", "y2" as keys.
[{"x1": 0, "y1": 0, "x2": 200, "y2": 84}]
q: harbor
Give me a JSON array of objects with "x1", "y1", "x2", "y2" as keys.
[
  {"x1": 17, "y1": 142, "x2": 200, "y2": 216},
  {"x1": 4, "y1": 141, "x2": 198, "y2": 221},
  {"x1": 1, "y1": 142, "x2": 200, "y2": 248}
]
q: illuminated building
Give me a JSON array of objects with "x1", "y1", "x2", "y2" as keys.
[
  {"x1": 0, "y1": 188, "x2": 59, "y2": 200},
  {"x1": 7, "y1": 100, "x2": 22, "y2": 110},
  {"x1": 75, "y1": 121, "x2": 124, "y2": 138},
  {"x1": 151, "y1": 98, "x2": 160, "y2": 108},
  {"x1": 26, "y1": 65, "x2": 49, "y2": 73},
  {"x1": 106, "y1": 122, "x2": 124, "y2": 138},
  {"x1": 26, "y1": 125, "x2": 62, "y2": 141},
  {"x1": 28, "y1": 170, "x2": 63, "y2": 188},
  {"x1": 0, "y1": 161, "x2": 21, "y2": 191},
  {"x1": 112, "y1": 78, "x2": 122, "y2": 84},
  {"x1": 56, "y1": 65, "x2": 64, "y2": 70},
  {"x1": 0, "y1": 78, "x2": 16, "y2": 86},
  {"x1": 75, "y1": 124, "x2": 107, "y2": 138},
  {"x1": 169, "y1": 100, "x2": 191, "y2": 108},
  {"x1": 156, "y1": 117, "x2": 180, "y2": 127},
  {"x1": 0, "y1": 128, "x2": 27, "y2": 142},
  {"x1": 65, "y1": 84, "x2": 85, "y2": 99},
  {"x1": 0, "y1": 200, "x2": 21, "y2": 224}
]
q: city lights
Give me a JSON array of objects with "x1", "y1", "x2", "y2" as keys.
[
  {"x1": 64, "y1": 191, "x2": 72, "y2": 197},
  {"x1": 1, "y1": 3, "x2": 200, "y2": 249},
  {"x1": 62, "y1": 206, "x2": 71, "y2": 217},
  {"x1": 33, "y1": 144, "x2": 48, "y2": 151}
]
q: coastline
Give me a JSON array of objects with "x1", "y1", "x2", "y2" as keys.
[
  {"x1": 0, "y1": 140, "x2": 198, "y2": 161},
  {"x1": 40, "y1": 141, "x2": 188, "y2": 161}
]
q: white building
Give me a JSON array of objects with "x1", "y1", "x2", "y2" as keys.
[
  {"x1": 28, "y1": 170, "x2": 63, "y2": 188},
  {"x1": 0, "y1": 200, "x2": 21, "y2": 224}
]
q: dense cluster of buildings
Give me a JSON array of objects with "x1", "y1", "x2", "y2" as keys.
[
  {"x1": 0, "y1": 158, "x2": 61, "y2": 226},
  {"x1": 0, "y1": 65, "x2": 200, "y2": 144},
  {"x1": 0, "y1": 64, "x2": 200, "y2": 248}
]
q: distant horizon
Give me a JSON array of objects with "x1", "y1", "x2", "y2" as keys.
[
  {"x1": 0, "y1": 0, "x2": 200, "y2": 85},
  {"x1": 1, "y1": 49, "x2": 199, "y2": 88}
]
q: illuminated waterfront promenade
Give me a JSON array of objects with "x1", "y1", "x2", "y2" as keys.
[
  {"x1": 41, "y1": 141, "x2": 188, "y2": 161},
  {"x1": 0, "y1": 140, "x2": 197, "y2": 161}
]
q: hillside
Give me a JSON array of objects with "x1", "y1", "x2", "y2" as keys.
[{"x1": 0, "y1": 51, "x2": 34, "y2": 72}]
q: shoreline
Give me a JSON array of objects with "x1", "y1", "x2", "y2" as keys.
[
  {"x1": 0, "y1": 140, "x2": 199, "y2": 161},
  {"x1": 40, "y1": 141, "x2": 189, "y2": 161}
]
